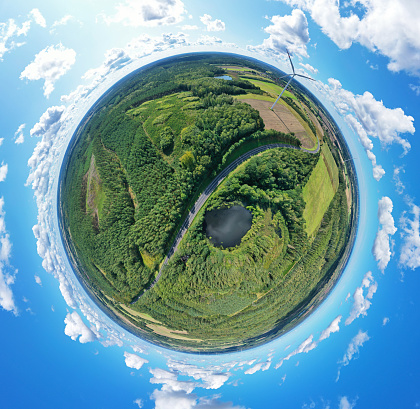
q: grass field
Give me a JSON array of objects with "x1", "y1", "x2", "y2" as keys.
[
  {"x1": 302, "y1": 150, "x2": 336, "y2": 236},
  {"x1": 321, "y1": 143, "x2": 339, "y2": 190},
  {"x1": 236, "y1": 93, "x2": 275, "y2": 102},
  {"x1": 244, "y1": 78, "x2": 297, "y2": 100}
]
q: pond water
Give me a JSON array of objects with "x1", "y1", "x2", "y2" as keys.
[
  {"x1": 215, "y1": 75, "x2": 233, "y2": 81},
  {"x1": 204, "y1": 205, "x2": 253, "y2": 248}
]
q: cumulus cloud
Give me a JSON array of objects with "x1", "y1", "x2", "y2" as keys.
[
  {"x1": 166, "y1": 360, "x2": 231, "y2": 390},
  {"x1": 339, "y1": 396, "x2": 357, "y2": 409},
  {"x1": 0, "y1": 9, "x2": 46, "y2": 61},
  {"x1": 64, "y1": 311, "x2": 99, "y2": 343},
  {"x1": 372, "y1": 197, "x2": 397, "y2": 271},
  {"x1": 0, "y1": 197, "x2": 17, "y2": 315},
  {"x1": 278, "y1": 0, "x2": 420, "y2": 76},
  {"x1": 319, "y1": 315, "x2": 342, "y2": 341},
  {"x1": 14, "y1": 124, "x2": 25, "y2": 144},
  {"x1": 299, "y1": 62, "x2": 318, "y2": 75},
  {"x1": 0, "y1": 162, "x2": 8, "y2": 182},
  {"x1": 124, "y1": 351, "x2": 149, "y2": 370},
  {"x1": 345, "y1": 272, "x2": 377, "y2": 325},
  {"x1": 20, "y1": 44, "x2": 76, "y2": 98},
  {"x1": 34, "y1": 275, "x2": 42, "y2": 286},
  {"x1": 317, "y1": 78, "x2": 414, "y2": 180},
  {"x1": 30, "y1": 105, "x2": 65, "y2": 137},
  {"x1": 150, "y1": 386, "x2": 246, "y2": 409},
  {"x1": 200, "y1": 14, "x2": 226, "y2": 32},
  {"x1": 248, "y1": 9, "x2": 310, "y2": 58},
  {"x1": 337, "y1": 330, "x2": 369, "y2": 381},
  {"x1": 399, "y1": 200, "x2": 420, "y2": 270},
  {"x1": 104, "y1": 0, "x2": 187, "y2": 27},
  {"x1": 382, "y1": 317, "x2": 390, "y2": 326}
]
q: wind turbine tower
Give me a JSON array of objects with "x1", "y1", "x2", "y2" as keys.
[{"x1": 270, "y1": 50, "x2": 315, "y2": 110}]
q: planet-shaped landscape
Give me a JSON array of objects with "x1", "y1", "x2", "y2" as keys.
[{"x1": 59, "y1": 53, "x2": 358, "y2": 352}]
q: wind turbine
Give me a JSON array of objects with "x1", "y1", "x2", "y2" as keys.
[{"x1": 270, "y1": 50, "x2": 315, "y2": 110}]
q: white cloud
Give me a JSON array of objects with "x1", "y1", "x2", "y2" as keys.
[
  {"x1": 399, "y1": 200, "x2": 420, "y2": 270},
  {"x1": 29, "y1": 9, "x2": 46, "y2": 28},
  {"x1": 30, "y1": 105, "x2": 65, "y2": 137},
  {"x1": 372, "y1": 197, "x2": 397, "y2": 271},
  {"x1": 339, "y1": 396, "x2": 356, "y2": 409},
  {"x1": 319, "y1": 315, "x2": 342, "y2": 341},
  {"x1": 275, "y1": 335, "x2": 317, "y2": 368},
  {"x1": 14, "y1": 123, "x2": 25, "y2": 144},
  {"x1": 34, "y1": 275, "x2": 42, "y2": 286},
  {"x1": 244, "y1": 360, "x2": 271, "y2": 375},
  {"x1": 337, "y1": 330, "x2": 369, "y2": 381},
  {"x1": 409, "y1": 84, "x2": 420, "y2": 96},
  {"x1": 0, "y1": 197, "x2": 17, "y2": 315},
  {"x1": 64, "y1": 311, "x2": 99, "y2": 343},
  {"x1": 317, "y1": 78, "x2": 414, "y2": 180},
  {"x1": 150, "y1": 387, "x2": 246, "y2": 409},
  {"x1": 278, "y1": 0, "x2": 420, "y2": 76},
  {"x1": 82, "y1": 48, "x2": 132, "y2": 82},
  {"x1": 134, "y1": 398, "x2": 143, "y2": 408},
  {"x1": 0, "y1": 162, "x2": 8, "y2": 182},
  {"x1": 200, "y1": 14, "x2": 226, "y2": 32},
  {"x1": 104, "y1": 0, "x2": 187, "y2": 27},
  {"x1": 248, "y1": 9, "x2": 310, "y2": 58},
  {"x1": 0, "y1": 138, "x2": 3, "y2": 146},
  {"x1": 50, "y1": 15, "x2": 75, "y2": 31},
  {"x1": 0, "y1": 9, "x2": 46, "y2": 61},
  {"x1": 166, "y1": 360, "x2": 231, "y2": 390},
  {"x1": 20, "y1": 44, "x2": 76, "y2": 98},
  {"x1": 393, "y1": 166, "x2": 405, "y2": 194},
  {"x1": 150, "y1": 367, "x2": 196, "y2": 394},
  {"x1": 299, "y1": 62, "x2": 318, "y2": 74},
  {"x1": 382, "y1": 317, "x2": 390, "y2": 326},
  {"x1": 124, "y1": 351, "x2": 149, "y2": 370},
  {"x1": 345, "y1": 271, "x2": 377, "y2": 325}
]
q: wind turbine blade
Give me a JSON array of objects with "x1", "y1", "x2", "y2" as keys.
[
  {"x1": 278, "y1": 74, "x2": 293, "y2": 80},
  {"x1": 287, "y1": 50, "x2": 295, "y2": 74},
  {"x1": 295, "y1": 74, "x2": 316, "y2": 81},
  {"x1": 271, "y1": 75, "x2": 294, "y2": 110}
]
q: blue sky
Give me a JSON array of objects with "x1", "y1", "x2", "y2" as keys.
[{"x1": 0, "y1": 1, "x2": 419, "y2": 408}]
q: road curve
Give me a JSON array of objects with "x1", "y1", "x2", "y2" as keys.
[{"x1": 131, "y1": 136, "x2": 320, "y2": 303}]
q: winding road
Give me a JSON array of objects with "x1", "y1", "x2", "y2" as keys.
[{"x1": 131, "y1": 135, "x2": 320, "y2": 304}]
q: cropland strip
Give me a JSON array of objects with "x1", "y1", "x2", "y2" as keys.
[{"x1": 302, "y1": 143, "x2": 338, "y2": 236}]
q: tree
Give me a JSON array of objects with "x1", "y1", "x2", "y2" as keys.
[{"x1": 180, "y1": 151, "x2": 195, "y2": 171}]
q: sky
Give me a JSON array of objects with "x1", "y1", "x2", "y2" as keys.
[{"x1": 0, "y1": 1, "x2": 419, "y2": 408}]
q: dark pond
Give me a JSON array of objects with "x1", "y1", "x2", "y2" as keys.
[
  {"x1": 204, "y1": 205, "x2": 252, "y2": 248},
  {"x1": 215, "y1": 75, "x2": 233, "y2": 81}
]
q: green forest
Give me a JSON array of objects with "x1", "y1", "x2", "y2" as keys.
[{"x1": 60, "y1": 54, "x2": 356, "y2": 352}]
